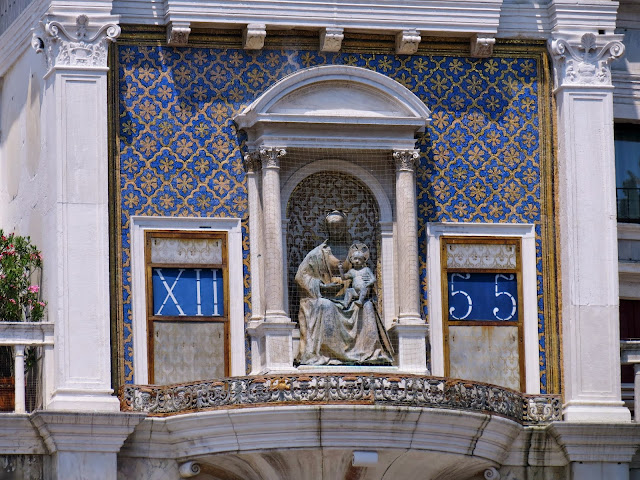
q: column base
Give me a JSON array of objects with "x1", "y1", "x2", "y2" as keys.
[
  {"x1": 247, "y1": 321, "x2": 295, "y2": 373},
  {"x1": 47, "y1": 389, "x2": 121, "y2": 412},
  {"x1": 562, "y1": 401, "x2": 631, "y2": 422},
  {"x1": 388, "y1": 323, "x2": 429, "y2": 374}
]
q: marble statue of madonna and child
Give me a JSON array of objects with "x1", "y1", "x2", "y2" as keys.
[{"x1": 295, "y1": 210, "x2": 393, "y2": 366}]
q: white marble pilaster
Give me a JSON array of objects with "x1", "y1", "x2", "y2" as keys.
[
  {"x1": 32, "y1": 14, "x2": 121, "y2": 412},
  {"x1": 548, "y1": 33, "x2": 630, "y2": 422}
]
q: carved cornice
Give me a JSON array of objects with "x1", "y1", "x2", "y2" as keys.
[
  {"x1": 119, "y1": 373, "x2": 562, "y2": 425},
  {"x1": 31, "y1": 15, "x2": 121, "y2": 73},
  {"x1": 393, "y1": 149, "x2": 420, "y2": 172},
  {"x1": 548, "y1": 33, "x2": 624, "y2": 89},
  {"x1": 259, "y1": 147, "x2": 286, "y2": 169}
]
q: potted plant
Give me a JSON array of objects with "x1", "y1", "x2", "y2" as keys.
[{"x1": 0, "y1": 230, "x2": 46, "y2": 411}]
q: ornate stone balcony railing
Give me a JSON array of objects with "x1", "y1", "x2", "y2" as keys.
[{"x1": 119, "y1": 373, "x2": 561, "y2": 425}]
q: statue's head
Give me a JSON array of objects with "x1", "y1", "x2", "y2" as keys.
[{"x1": 325, "y1": 210, "x2": 348, "y2": 239}]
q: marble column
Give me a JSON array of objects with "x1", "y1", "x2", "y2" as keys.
[
  {"x1": 548, "y1": 33, "x2": 630, "y2": 422},
  {"x1": 260, "y1": 147, "x2": 289, "y2": 323},
  {"x1": 389, "y1": 149, "x2": 428, "y2": 374},
  {"x1": 245, "y1": 147, "x2": 294, "y2": 372},
  {"x1": 31, "y1": 14, "x2": 120, "y2": 412}
]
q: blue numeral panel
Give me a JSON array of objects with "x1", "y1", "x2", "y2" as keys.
[
  {"x1": 152, "y1": 268, "x2": 224, "y2": 317},
  {"x1": 447, "y1": 272, "x2": 518, "y2": 322}
]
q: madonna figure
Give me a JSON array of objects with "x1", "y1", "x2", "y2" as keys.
[{"x1": 295, "y1": 210, "x2": 393, "y2": 366}]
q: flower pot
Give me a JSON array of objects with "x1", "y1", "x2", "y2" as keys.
[{"x1": 0, "y1": 377, "x2": 14, "y2": 411}]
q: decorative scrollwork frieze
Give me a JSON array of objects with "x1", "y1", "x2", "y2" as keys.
[
  {"x1": 32, "y1": 14, "x2": 121, "y2": 72},
  {"x1": 119, "y1": 373, "x2": 562, "y2": 425},
  {"x1": 259, "y1": 147, "x2": 287, "y2": 169},
  {"x1": 393, "y1": 149, "x2": 420, "y2": 172},
  {"x1": 548, "y1": 33, "x2": 624, "y2": 88}
]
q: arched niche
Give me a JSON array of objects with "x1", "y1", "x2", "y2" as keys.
[
  {"x1": 235, "y1": 65, "x2": 430, "y2": 375},
  {"x1": 235, "y1": 65, "x2": 431, "y2": 150}
]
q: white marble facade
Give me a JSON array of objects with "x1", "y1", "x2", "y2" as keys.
[{"x1": 0, "y1": 0, "x2": 639, "y2": 479}]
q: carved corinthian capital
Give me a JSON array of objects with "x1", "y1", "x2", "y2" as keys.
[
  {"x1": 243, "y1": 151, "x2": 262, "y2": 174},
  {"x1": 548, "y1": 33, "x2": 624, "y2": 89},
  {"x1": 258, "y1": 147, "x2": 286, "y2": 169},
  {"x1": 32, "y1": 15, "x2": 121, "y2": 72},
  {"x1": 393, "y1": 149, "x2": 420, "y2": 172}
]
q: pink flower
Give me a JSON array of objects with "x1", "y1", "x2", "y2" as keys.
[
  {"x1": 8, "y1": 299, "x2": 15, "y2": 304},
  {"x1": 27, "y1": 285, "x2": 39, "y2": 293},
  {"x1": 38, "y1": 302, "x2": 45, "y2": 307}
]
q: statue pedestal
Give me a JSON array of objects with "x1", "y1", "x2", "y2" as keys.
[
  {"x1": 247, "y1": 321, "x2": 295, "y2": 374},
  {"x1": 388, "y1": 324, "x2": 429, "y2": 374}
]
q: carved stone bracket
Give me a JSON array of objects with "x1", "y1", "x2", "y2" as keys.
[
  {"x1": 259, "y1": 147, "x2": 286, "y2": 169},
  {"x1": 395, "y1": 30, "x2": 421, "y2": 55},
  {"x1": 167, "y1": 22, "x2": 190, "y2": 46},
  {"x1": 393, "y1": 149, "x2": 420, "y2": 172},
  {"x1": 548, "y1": 33, "x2": 625, "y2": 89},
  {"x1": 470, "y1": 34, "x2": 495, "y2": 58},
  {"x1": 31, "y1": 14, "x2": 121, "y2": 72},
  {"x1": 243, "y1": 23, "x2": 266, "y2": 50},
  {"x1": 320, "y1": 27, "x2": 344, "y2": 52}
]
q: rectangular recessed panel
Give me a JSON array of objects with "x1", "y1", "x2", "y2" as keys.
[
  {"x1": 153, "y1": 321, "x2": 225, "y2": 385},
  {"x1": 150, "y1": 237, "x2": 223, "y2": 264},
  {"x1": 449, "y1": 325, "x2": 520, "y2": 391}
]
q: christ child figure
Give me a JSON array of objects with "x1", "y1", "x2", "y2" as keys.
[{"x1": 338, "y1": 243, "x2": 375, "y2": 308}]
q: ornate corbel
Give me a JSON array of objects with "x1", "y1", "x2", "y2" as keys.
[
  {"x1": 167, "y1": 22, "x2": 190, "y2": 46},
  {"x1": 258, "y1": 147, "x2": 286, "y2": 169},
  {"x1": 484, "y1": 467, "x2": 500, "y2": 479},
  {"x1": 393, "y1": 149, "x2": 420, "y2": 172},
  {"x1": 243, "y1": 23, "x2": 266, "y2": 50},
  {"x1": 320, "y1": 27, "x2": 344, "y2": 52},
  {"x1": 548, "y1": 33, "x2": 624, "y2": 89},
  {"x1": 31, "y1": 14, "x2": 121, "y2": 73},
  {"x1": 470, "y1": 35, "x2": 495, "y2": 58},
  {"x1": 395, "y1": 30, "x2": 421, "y2": 55}
]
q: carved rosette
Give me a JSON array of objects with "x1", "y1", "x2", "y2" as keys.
[
  {"x1": 393, "y1": 149, "x2": 420, "y2": 173},
  {"x1": 32, "y1": 15, "x2": 121, "y2": 72},
  {"x1": 548, "y1": 33, "x2": 624, "y2": 88},
  {"x1": 259, "y1": 147, "x2": 287, "y2": 169}
]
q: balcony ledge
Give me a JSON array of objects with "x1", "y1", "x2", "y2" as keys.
[{"x1": 119, "y1": 373, "x2": 560, "y2": 425}]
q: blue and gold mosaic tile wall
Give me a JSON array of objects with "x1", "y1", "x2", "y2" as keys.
[{"x1": 115, "y1": 42, "x2": 553, "y2": 391}]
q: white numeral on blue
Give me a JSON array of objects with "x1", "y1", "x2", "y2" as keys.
[
  {"x1": 449, "y1": 273, "x2": 472, "y2": 320},
  {"x1": 493, "y1": 274, "x2": 516, "y2": 321},
  {"x1": 155, "y1": 268, "x2": 186, "y2": 316}
]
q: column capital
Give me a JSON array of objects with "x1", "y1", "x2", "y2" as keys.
[
  {"x1": 243, "y1": 151, "x2": 262, "y2": 174},
  {"x1": 259, "y1": 147, "x2": 287, "y2": 169},
  {"x1": 547, "y1": 33, "x2": 624, "y2": 90},
  {"x1": 393, "y1": 149, "x2": 419, "y2": 172},
  {"x1": 31, "y1": 14, "x2": 121, "y2": 74}
]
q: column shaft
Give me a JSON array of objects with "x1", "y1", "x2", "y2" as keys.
[{"x1": 260, "y1": 148, "x2": 288, "y2": 322}]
